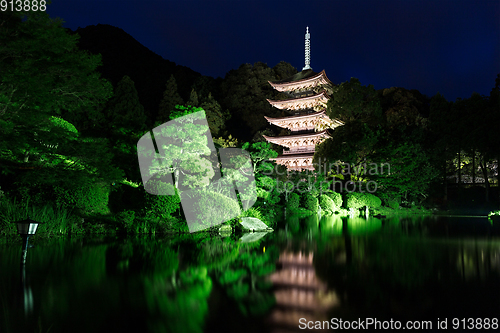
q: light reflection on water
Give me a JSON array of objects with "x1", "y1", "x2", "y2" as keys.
[{"x1": 1, "y1": 215, "x2": 500, "y2": 332}]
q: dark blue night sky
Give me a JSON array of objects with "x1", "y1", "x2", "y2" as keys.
[{"x1": 47, "y1": 0, "x2": 500, "y2": 101}]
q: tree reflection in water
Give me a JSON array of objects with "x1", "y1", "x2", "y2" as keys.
[{"x1": 1, "y1": 215, "x2": 499, "y2": 332}]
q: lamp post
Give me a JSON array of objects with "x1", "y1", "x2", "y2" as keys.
[{"x1": 12, "y1": 216, "x2": 42, "y2": 265}]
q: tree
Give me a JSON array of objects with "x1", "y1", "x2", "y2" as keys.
[
  {"x1": 220, "y1": 62, "x2": 284, "y2": 141},
  {"x1": 187, "y1": 88, "x2": 199, "y2": 107},
  {"x1": 326, "y1": 78, "x2": 383, "y2": 125},
  {"x1": 272, "y1": 61, "x2": 297, "y2": 81},
  {"x1": 105, "y1": 75, "x2": 147, "y2": 133},
  {"x1": 0, "y1": 11, "x2": 112, "y2": 171},
  {"x1": 372, "y1": 142, "x2": 436, "y2": 200},
  {"x1": 241, "y1": 142, "x2": 278, "y2": 174},
  {"x1": 157, "y1": 74, "x2": 183, "y2": 124},
  {"x1": 213, "y1": 135, "x2": 238, "y2": 148},
  {"x1": 490, "y1": 74, "x2": 500, "y2": 203},
  {"x1": 429, "y1": 92, "x2": 454, "y2": 200},
  {"x1": 139, "y1": 105, "x2": 215, "y2": 192},
  {"x1": 200, "y1": 93, "x2": 230, "y2": 136},
  {"x1": 100, "y1": 75, "x2": 148, "y2": 182},
  {"x1": 0, "y1": 10, "x2": 121, "y2": 187},
  {"x1": 316, "y1": 79, "x2": 437, "y2": 202}
]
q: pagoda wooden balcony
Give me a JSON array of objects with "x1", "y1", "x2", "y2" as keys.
[{"x1": 283, "y1": 147, "x2": 315, "y2": 155}]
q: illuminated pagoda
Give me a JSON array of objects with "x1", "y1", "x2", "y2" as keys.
[{"x1": 264, "y1": 27, "x2": 343, "y2": 171}]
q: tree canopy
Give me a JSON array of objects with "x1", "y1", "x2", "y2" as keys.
[{"x1": 0, "y1": 10, "x2": 120, "y2": 186}]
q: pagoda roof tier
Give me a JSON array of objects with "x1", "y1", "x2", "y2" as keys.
[
  {"x1": 270, "y1": 153, "x2": 315, "y2": 171},
  {"x1": 264, "y1": 109, "x2": 344, "y2": 131},
  {"x1": 269, "y1": 69, "x2": 333, "y2": 93},
  {"x1": 269, "y1": 69, "x2": 333, "y2": 92},
  {"x1": 263, "y1": 130, "x2": 330, "y2": 149},
  {"x1": 267, "y1": 91, "x2": 330, "y2": 111}
]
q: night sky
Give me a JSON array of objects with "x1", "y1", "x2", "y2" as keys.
[{"x1": 46, "y1": 0, "x2": 499, "y2": 102}]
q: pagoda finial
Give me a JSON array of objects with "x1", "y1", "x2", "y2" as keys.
[{"x1": 302, "y1": 26, "x2": 312, "y2": 71}]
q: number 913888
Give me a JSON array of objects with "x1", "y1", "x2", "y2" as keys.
[
  {"x1": 452, "y1": 318, "x2": 498, "y2": 330},
  {"x1": 1, "y1": 0, "x2": 46, "y2": 12}
]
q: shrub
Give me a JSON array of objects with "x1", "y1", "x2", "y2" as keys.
[
  {"x1": 388, "y1": 199, "x2": 399, "y2": 210},
  {"x1": 17, "y1": 183, "x2": 58, "y2": 207},
  {"x1": 109, "y1": 183, "x2": 146, "y2": 213},
  {"x1": 144, "y1": 183, "x2": 181, "y2": 219},
  {"x1": 256, "y1": 188, "x2": 280, "y2": 205},
  {"x1": 118, "y1": 210, "x2": 135, "y2": 233},
  {"x1": 287, "y1": 193, "x2": 300, "y2": 210},
  {"x1": 239, "y1": 207, "x2": 274, "y2": 228},
  {"x1": 345, "y1": 192, "x2": 366, "y2": 210},
  {"x1": 239, "y1": 207, "x2": 265, "y2": 221},
  {"x1": 365, "y1": 193, "x2": 382, "y2": 208},
  {"x1": 262, "y1": 206, "x2": 279, "y2": 228},
  {"x1": 345, "y1": 192, "x2": 382, "y2": 210},
  {"x1": 188, "y1": 190, "x2": 241, "y2": 231},
  {"x1": 55, "y1": 183, "x2": 110, "y2": 215},
  {"x1": 319, "y1": 194, "x2": 335, "y2": 213},
  {"x1": 326, "y1": 192, "x2": 342, "y2": 210},
  {"x1": 303, "y1": 192, "x2": 319, "y2": 212}
]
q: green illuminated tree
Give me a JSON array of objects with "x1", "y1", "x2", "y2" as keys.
[
  {"x1": 316, "y1": 81, "x2": 437, "y2": 202},
  {"x1": 241, "y1": 142, "x2": 278, "y2": 174},
  {"x1": 141, "y1": 105, "x2": 215, "y2": 191},
  {"x1": 0, "y1": 10, "x2": 124, "y2": 193},
  {"x1": 0, "y1": 11, "x2": 113, "y2": 175}
]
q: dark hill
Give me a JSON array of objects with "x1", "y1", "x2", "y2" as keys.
[{"x1": 73, "y1": 24, "x2": 202, "y2": 118}]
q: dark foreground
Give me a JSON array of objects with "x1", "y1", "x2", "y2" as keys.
[{"x1": 1, "y1": 214, "x2": 499, "y2": 333}]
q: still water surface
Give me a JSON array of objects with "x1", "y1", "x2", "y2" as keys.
[{"x1": 1, "y1": 214, "x2": 500, "y2": 332}]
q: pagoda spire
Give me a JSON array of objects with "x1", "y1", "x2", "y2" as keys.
[
  {"x1": 302, "y1": 26, "x2": 312, "y2": 71},
  {"x1": 264, "y1": 27, "x2": 342, "y2": 171}
]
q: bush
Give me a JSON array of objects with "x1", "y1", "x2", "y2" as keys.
[
  {"x1": 387, "y1": 199, "x2": 399, "y2": 210},
  {"x1": 109, "y1": 183, "x2": 146, "y2": 213},
  {"x1": 118, "y1": 210, "x2": 135, "y2": 233},
  {"x1": 345, "y1": 192, "x2": 366, "y2": 210},
  {"x1": 365, "y1": 193, "x2": 382, "y2": 208},
  {"x1": 345, "y1": 192, "x2": 382, "y2": 210},
  {"x1": 287, "y1": 193, "x2": 300, "y2": 210},
  {"x1": 189, "y1": 190, "x2": 241, "y2": 231},
  {"x1": 262, "y1": 205, "x2": 280, "y2": 228},
  {"x1": 319, "y1": 194, "x2": 335, "y2": 213},
  {"x1": 55, "y1": 183, "x2": 110, "y2": 215},
  {"x1": 239, "y1": 207, "x2": 275, "y2": 228},
  {"x1": 17, "y1": 183, "x2": 58, "y2": 207},
  {"x1": 303, "y1": 192, "x2": 319, "y2": 212},
  {"x1": 326, "y1": 192, "x2": 342, "y2": 210},
  {"x1": 144, "y1": 183, "x2": 181, "y2": 219}
]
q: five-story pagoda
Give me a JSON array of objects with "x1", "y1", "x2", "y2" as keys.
[{"x1": 264, "y1": 27, "x2": 343, "y2": 171}]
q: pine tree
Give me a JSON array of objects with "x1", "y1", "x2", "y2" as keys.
[
  {"x1": 157, "y1": 75, "x2": 184, "y2": 124},
  {"x1": 200, "y1": 93, "x2": 230, "y2": 136},
  {"x1": 106, "y1": 75, "x2": 147, "y2": 133},
  {"x1": 187, "y1": 88, "x2": 199, "y2": 107}
]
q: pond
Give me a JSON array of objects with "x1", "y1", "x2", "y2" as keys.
[{"x1": 1, "y1": 214, "x2": 500, "y2": 332}]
